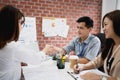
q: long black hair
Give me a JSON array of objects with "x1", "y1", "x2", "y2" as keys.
[
  {"x1": 101, "y1": 10, "x2": 120, "y2": 60},
  {"x1": 0, "y1": 5, "x2": 25, "y2": 49}
]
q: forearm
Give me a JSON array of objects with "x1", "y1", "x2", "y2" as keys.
[
  {"x1": 100, "y1": 76, "x2": 118, "y2": 80},
  {"x1": 82, "y1": 61, "x2": 96, "y2": 70},
  {"x1": 77, "y1": 58, "x2": 89, "y2": 64},
  {"x1": 61, "y1": 48, "x2": 67, "y2": 55},
  {"x1": 107, "y1": 76, "x2": 117, "y2": 80}
]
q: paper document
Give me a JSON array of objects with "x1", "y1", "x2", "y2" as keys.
[{"x1": 42, "y1": 17, "x2": 69, "y2": 38}]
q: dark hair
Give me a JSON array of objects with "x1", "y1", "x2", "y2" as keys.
[
  {"x1": 0, "y1": 5, "x2": 25, "y2": 49},
  {"x1": 101, "y1": 10, "x2": 120, "y2": 60},
  {"x1": 76, "y1": 16, "x2": 93, "y2": 28}
]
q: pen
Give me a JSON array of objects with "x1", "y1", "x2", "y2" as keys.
[
  {"x1": 75, "y1": 59, "x2": 80, "y2": 74},
  {"x1": 67, "y1": 71, "x2": 77, "y2": 80},
  {"x1": 76, "y1": 59, "x2": 78, "y2": 68}
]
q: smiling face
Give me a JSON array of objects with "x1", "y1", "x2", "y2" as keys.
[
  {"x1": 103, "y1": 17, "x2": 116, "y2": 39},
  {"x1": 77, "y1": 22, "x2": 92, "y2": 41}
]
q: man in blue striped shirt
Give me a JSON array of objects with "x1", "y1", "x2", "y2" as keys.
[{"x1": 61, "y1": 16, "x2": 101, "y2": 64}]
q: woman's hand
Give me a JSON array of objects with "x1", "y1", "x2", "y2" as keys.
[
  {"x1": 42, "y1": 44, "x2": 55, "y2": 55},
  {"x1": 73, "y1": 64, "x2": 84, "y2": 74},
  {"x1": 73, "y1": 64, "x2": 80, "y2": 74},
  {"x1": 80, "y1": 72, "x2": 101, "y2": 80},
  {"x1": 43, "y1": 44, "x2": 63, "y2": 55}
]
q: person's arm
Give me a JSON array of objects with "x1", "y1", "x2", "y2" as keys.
[
  {"x1": 74, "y1": 54, "x2": 103, "y2": 74},
  {"x1": 62, "y1": 38, "x2": 77, "y2": 54},
  {"x1": 42, "y1": 44, "x2": 62, "y2": 55},
  {"x1": 74, "y1": 60, "x2": 96, "y2": 74},
  {"x1": 42, "y1": 44, "x2": 54, "y2": 55},
  {"x1": 74, "y1": 60, "x2": 95, "y2": 74},
  {"x1": 82, "y1": 54, "x2": 104, "y2": 70},
  {"x1": 61, "y1": 48, "x2": 67, "y2": 55},
  {"x1": 81, "y1": 61, "x2": 96, "y2": 70},
  {"x1": 77, "y1": 58, "x2": 89, "y2": 64},
  {"x1": 80, "y1": 72, "x2": 117, "y2": 80},
  {"x1": 101, "y1": 76, "x2": 117, "y2": 80},
  {"x1": 47, "y1": 38, "x2": 77, "y2": 55}
]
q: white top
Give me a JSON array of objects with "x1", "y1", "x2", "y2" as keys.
[
  {"x1": 0, "y1": 41, "x2": 48, "y2": 80},
  {"x1": 0, "y1": 42, "x2": 21, "y2": 80}
]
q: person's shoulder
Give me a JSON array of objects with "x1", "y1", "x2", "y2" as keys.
[
  {"x1": 90, "y1": 34, "x2": 100, "y2": 42},
  {"x1": 71, "y1": 36, "x2": 80, "y2": 42},
  {"x1": 95, "y1": 33, "x2": 106, "y2": 42},
  {"x1": 1, "y1": 41, "x2": 19, "y2": 55},
  {"x1": 7, "y1": 41, "x2": 27, "y2": 52},
  {"x1": 6, "y1": 41, "x2": 18, "y2": 49}
]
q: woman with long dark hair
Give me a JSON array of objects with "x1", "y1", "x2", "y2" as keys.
[
  {"x1": 0, "y1": 5, "x2": 25, "y2": 80},
  {"x1": 0, "y1": 5, "x2": 54, "y2": 80},
  {"x1": 74, "y1": 10, "x2": 120, "y2": 80}
]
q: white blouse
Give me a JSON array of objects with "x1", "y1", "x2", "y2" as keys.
[
  {"x1": 0, "y1": 42, "x2": 21, "y2": 80},
  {"x1": 0, "y1": 41, "x2": 48, "y2": 80}
]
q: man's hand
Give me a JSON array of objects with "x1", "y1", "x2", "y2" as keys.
[
  {"x1": 69, "y1": 51, "x2": 76, "y2": 55},
  {"x1": 43, "y1": 44, "x2": 62, "y2": 55},
  {"x1": 42, "y1": 44, "x2": 54, "y2": 55}
]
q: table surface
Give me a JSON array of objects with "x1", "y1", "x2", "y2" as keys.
[{"x1": 22, "y1": 58, "x2": 107, "y2": 80}]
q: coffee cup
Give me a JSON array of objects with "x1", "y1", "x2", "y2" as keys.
[{"x1": 69, "y1": 55, "x2": 78, "y2": 69}]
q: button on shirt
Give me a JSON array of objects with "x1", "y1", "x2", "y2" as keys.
[{"x1": 63, "y1": 34, "x2": 101, "y2": 60}]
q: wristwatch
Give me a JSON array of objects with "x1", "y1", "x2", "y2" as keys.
[{"x1": 101, "y1": 75, "x2": 107, "y2": 80}]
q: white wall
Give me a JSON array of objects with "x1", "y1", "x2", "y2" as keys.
[
  {"x1": 101, "y1": 0, "x2": 117, "y2": 32},
  {"x1": 102, "y1": 0, "x2": 117, "y2": 18},
  {"x1": 116, "y1": 0, "x2": 120, "y2": 9}
]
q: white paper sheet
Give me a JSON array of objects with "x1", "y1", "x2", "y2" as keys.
[
  {"x1": 19, "y1": 17, "x2": 37, "y2": 41},
  {"x1": 42, "y1": 17, "x2": 69, "y2": 38},
  {"x1": 23, "y1": 60, "x2": 108, "y2": 80}
]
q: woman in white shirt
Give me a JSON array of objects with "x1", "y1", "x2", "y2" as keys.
[
  {"x1": 0, "y1": 5, "x2": 25, "y2": 80},
  {"x1": 0, "y1": 41, "x2": 52, "y2": 80},
  {"x1": 0, "y1": 5, "x2": 54, "y2": 80}
]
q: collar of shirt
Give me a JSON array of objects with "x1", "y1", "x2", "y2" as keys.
[{"x1": 76, "y1": 34, "x2": 94, "y2": 45}]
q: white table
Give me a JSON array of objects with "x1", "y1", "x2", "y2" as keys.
[{"x1": 23, "y1": 59, "x2": 107, "y2": 80}]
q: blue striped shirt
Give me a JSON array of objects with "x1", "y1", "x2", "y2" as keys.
[{"x1": 63, "y1": 34, "x2": 101, "y2": 60}]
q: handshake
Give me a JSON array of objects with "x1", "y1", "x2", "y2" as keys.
[{"x1": 42, "y1": 44, "x2": 62, "y2": 56}]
